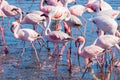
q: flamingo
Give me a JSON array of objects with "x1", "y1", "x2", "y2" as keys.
[
  {"x1": 75, "y1": 36, "x2": 104, "y2": 67},
  {"x1": 1, "y1": 2, "x2": 23, "y2": 27},
  {"x1": 96, "y1": 9, "x2": 120, "y2": 19},
  {"x1": 89, "y1": 15, "x2": 120, "y2": 36},
  {"x1": 43, "y1": 15, "x2": 73, "y2": 71},
  {"x1": 69, "y1": 5, "x2": 90, "y2": 37},
  {"x1": 45, "y1": 0, "x2": 73, "y2": 31},
  {"x1": 93, "y1": 35, "x2": 120, "y2": 64},
  {"x1": 63, "y1": 14, "x2": 83, "y2": 36},
  {"x1": 85, "y1": 0, "x2": 112, "y2": 12},
  {"x1": 10, "y1": 21, "x2": 44, "y2": 68},
  {"x1": 20, "y1": 10, "x2": 48, "y2": 31},
  {"x1": 93, "y1": 35, "x2": 120, "y2": 50},
  {"x1": 1, "y1": 4, "x2": 22, "y2": 17},
  {"x1": 44, "y1": 16, "x2": 73, "y2": 55}
]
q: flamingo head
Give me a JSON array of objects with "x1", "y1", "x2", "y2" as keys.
[
  {"x1": 75, "y1": 36, "x2": 85, "y2": 47},
  {"x1": 11, "y1": 21, "x2": 20, "y2": 33}
]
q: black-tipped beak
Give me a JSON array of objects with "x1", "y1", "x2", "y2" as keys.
[
  {"x1": 75, "y1": 40, "x2": 78, "y2": 47},
  {"x1": 11, "y1": 25, "x2": 14, "y2": 33}
]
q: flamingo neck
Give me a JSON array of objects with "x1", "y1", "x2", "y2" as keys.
[
  {"x1": 44, "y1": 16, "x2": 51, "y2": 36},
  {"x1": 13, "y1": 25, "x2": 20, "y2": 39},
  {"x1": 78, "y1": 40, "x2": 85, "y2": 55},
  {"x1": 40, "y1": 0, "x2": 44, "y2": 10},
  {"x1": 19, "y1": 11, "x2": 23, "y2": 22}
]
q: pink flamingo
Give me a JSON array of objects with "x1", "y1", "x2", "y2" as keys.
[
  {"x1": 1, "y1": 2, "x2": 23, "y2": 27},
  {"x1": 93, "y1": 35, "x2": 120, "y2": 50},
  {"x1": 89, "y1": 15, "x2": 120, "y2": 36},
  {"x1": 63, "y1": 14, "x2": 83, "y2": 36},
  {"x1": 20, "y1": 10, "x2": 48, "y2": 31},
  {"x1": 85, "y1": 0, "x2": 112, "y2": 12},
  {"x1": 1, "y1": 4, "x2": 22, "y2": 18},
  {"x1": 44, "y1": 16, "x2": 73, "y2": 71},
  {"x1": 11, "y1": 21, "x2": 44, "y2": 68},
  {"x1": 96, "y1": 8, "x2": 120, "y2": 19},
  {"x1": 46, "y1": 0, "x2": 72, "y2": 31},
  {"x1": 69, "y1": 5, "x2": 90, "y2": 37},
  {"x1": 75, "y1": 36, "x2": 104, "y2": 67},
  {"x1": 93, "y1": 35, "x2": 120, "y2": 65}
]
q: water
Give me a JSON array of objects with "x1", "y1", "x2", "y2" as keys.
[{"x1": 0, "y1": 0, "x2": 120, "y2": 80}]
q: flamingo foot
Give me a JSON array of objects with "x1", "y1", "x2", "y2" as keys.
[
  {"x1": 52, "y1": 67, "x2": 57, "y2": 72},
  {"x1": 4, "y1": 46, "x2": 9, "y2": 55},
  {"x1": 37, "y1": 62, "x2": 42, "y2": 69},
  {"x1": 59, "y1": 55, "x2": 63, "y2": 60},
  {"x1": 0, "y1": 66, "x2": 4, "y2": 73},
  {"x1": 14, "y1": 60, "x2": 21, "y2": 67}
]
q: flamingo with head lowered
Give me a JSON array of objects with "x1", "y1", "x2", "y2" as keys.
[
  {"x1": 85, "y1": 0, "x2": 112, "y2": 12},
  {"x1": 75, "y1": 36, "x2": 105, "y2": 67},
  {"x1": 89, "y1": 15, "x2": 120, "y2": 36}
]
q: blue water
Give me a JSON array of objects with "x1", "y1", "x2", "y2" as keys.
[{"x1": 0, "y1": 0, "x2": 120, "y2": 80}]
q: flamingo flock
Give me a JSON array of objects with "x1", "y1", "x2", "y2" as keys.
[{"x1": 0, "y1": 0, "x2": 120, "y2": 79}]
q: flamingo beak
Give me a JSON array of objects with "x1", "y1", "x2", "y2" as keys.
[
  {"x1": 117, "y1": 17, "x2": 120, "y2": 20},
  {"x1": 11, "y1": 25, "x2": 14, "y2": 33},
  {"x1": 75, "y1": 39, "x2": 79, "y2": 47}
]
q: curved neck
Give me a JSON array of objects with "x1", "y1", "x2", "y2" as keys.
[
  {"x1": 44, "y1": 16, "x2": 51, "y2": 36},
  {"x1": 40, "y1": 0, "x2": 44, "y2": 10},
  {"x1": 19, "y1": 12, "x2": 23, "y2": 22},
  {"x1": 62, "y1": 0, "x2": 69, "y2": 8},
  {"x1": 13, "y1": 25, "x2": 20, "y2": 39},
  {"x1": 78, "y1": 40, "x2": 85, "y2": 55}
]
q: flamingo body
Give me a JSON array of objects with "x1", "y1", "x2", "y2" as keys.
[
  {"x1": 2, "y1": 5, "x2": 22, "y2": 17},
  {"x1": 11, "y1": 21, "x2": 41, "y2": 42},
  {"x1": 21, "y1": 12, "x2": 46, "y2": 25},
  {"x1": 94, "y1": 35, "x2": 120, "y2": 49},
  {"x1": 89, "y1": 15, "x2": 118, "y2": 35},
  {"x1": 96, "y1": 9, "x2": 120, "y2": 19},
  {"x1": 64, "y1": 14, "x2": 83, "y2": 28},
  {"x1": 69, "y1": 5, "x2": 86, "y2": 16},
  {"x1": 85, "y1": 0, "x2": 112, "y2": 12},
  {"x1": 45, "y1": 30, "x2": 73, "y2": 43}
]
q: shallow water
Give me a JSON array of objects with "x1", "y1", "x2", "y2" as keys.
[{"x1": 0, "y1": 0, "x2": 120, "y2": 80}]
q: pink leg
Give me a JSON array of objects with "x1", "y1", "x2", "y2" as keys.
[
  {"x1": 67, "y1": 48, "x2": 72, "y2": 73},
  {"x1": 59, "y1": 42, "x2": 68, "y2": 59},
  {"x1": 0, "y1": 26, "x2": 9, "y2": 54},
  {"x1": 31, "y1": 42, "x2": 41, "y2": 68}
]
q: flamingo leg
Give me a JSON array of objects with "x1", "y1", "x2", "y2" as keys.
[
  {"x1": 31, "y1": 42, "x2": 41, "y2": 68},
  {"x1": 67, "y1": 48, "x2": 72, "y2": 73},
  {"x1": 33, "y1": 25, "x2": 38, "y2": 31},
  {"x1": 21, "y1": 41, "x2": 25, "y2": 57},
  {"x1": 59, "y1": 42, "x2": 68, "y2": 60}
]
